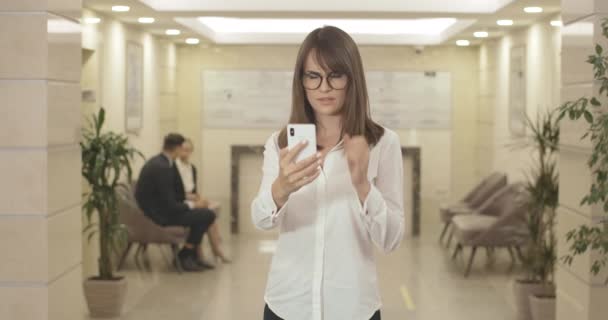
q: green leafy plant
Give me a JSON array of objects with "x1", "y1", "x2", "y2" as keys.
[
  {"x1": 558, "y1": 18, "x2": 608, "y2": 280},
  {"x1": 514, "y1": 110, "x2": 560, "y2": 285},
  {"x1": 81, "y1": 108, "x2": 143, "y2": 280}
]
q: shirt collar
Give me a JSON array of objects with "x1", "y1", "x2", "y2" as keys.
[{"x1": 161, "y1": 152, "x2": 174, "y2": 167}]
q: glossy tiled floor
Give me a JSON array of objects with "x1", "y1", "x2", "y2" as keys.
[{"x1": 91, "y1": 209, "x2": 522, "y2": 320}]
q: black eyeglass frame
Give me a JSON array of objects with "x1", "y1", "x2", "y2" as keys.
[{"x1": 302, "y1": 71, "x2": 349, "y2": 90}]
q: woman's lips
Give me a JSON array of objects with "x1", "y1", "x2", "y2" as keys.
[{"x1": 317, "y1": 97, "x2": 336, "y2": 105}]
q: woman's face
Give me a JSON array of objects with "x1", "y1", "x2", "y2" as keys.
[
  {"x1": 179, "y1": 141, "x2": 193, "y2": 161},
  {"x1": 303, "y1": 50, "x2": 348, "y2": 117}
]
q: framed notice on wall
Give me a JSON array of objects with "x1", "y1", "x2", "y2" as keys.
[
  {"x1": 125, "y1": 41, "x2": 143, "y2": 133},
  {"x1": 201, "y1": 69, "x2": 451, "y2": 129},
  {"x1": 509, "y1": 46, "x2": 527, "y2": 137}
]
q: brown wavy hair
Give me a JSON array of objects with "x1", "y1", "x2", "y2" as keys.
[{"x1": 277, "y1": 26, "x2": 384, "y2": 149}]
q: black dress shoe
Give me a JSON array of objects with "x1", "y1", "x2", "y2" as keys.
[{"x1": 179, "y1": 255, "x2": 206, "y2": 272}]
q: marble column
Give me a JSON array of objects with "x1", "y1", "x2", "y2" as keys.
[
  {"x1": 0, "y1": 1, "x2": 84, "y2": 319},
  {"x1": 558, "y1": 0, "x2": 608, "y2": 319}
]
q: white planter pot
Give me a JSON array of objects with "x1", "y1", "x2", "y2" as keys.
[
  {"x1": 512, "y1": 280, "x2": 554, "y2": 320},
  {"x1": 83, "y1": 277, "x2": 127, "y2": 318},
  {"x1": 529, "y1": 294, "x2": 556, "y2": 320}
]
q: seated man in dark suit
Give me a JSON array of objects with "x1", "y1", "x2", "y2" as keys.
[{"x1": 135, "y1": 133, "x2": 216, "y2": 271}]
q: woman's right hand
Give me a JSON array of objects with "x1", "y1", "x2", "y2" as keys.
[{"x1": 271, "y1": 140, "x2": 322, "y2": 208}]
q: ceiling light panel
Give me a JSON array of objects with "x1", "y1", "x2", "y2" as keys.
[
  {"x1": 142, "y1": 0, "x2": 515, "y2": 14},
  {"x1": 197, "y1": 17, "x2": 458, "y2": 35}
]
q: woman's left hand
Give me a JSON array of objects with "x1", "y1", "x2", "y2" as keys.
[
  {"x1": 343, "y1": 134, "x2": 371, "y2": 203},
  {"x1": 186, "y1": 193, "x2": 200, "y2": 201}
]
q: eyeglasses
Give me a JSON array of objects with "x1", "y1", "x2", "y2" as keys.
[{"x1": 302, "y1": 71, "x2": 348, "y2": 90}]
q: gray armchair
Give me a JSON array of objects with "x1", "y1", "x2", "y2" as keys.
[{"x1": 439, "y1": 172, "x2": 508, "y2": 245}]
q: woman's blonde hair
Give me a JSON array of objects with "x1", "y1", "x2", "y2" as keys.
[{"x1": 277, "y1": 26, "x2": 384, "y2": 149}]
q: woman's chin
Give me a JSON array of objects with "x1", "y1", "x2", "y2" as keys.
[{"x1": 312, "y1": 105, "x2": 342, "y2": 116}]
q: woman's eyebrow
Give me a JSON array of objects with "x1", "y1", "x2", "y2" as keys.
[{"x1": 304, "y1": 70, "x2": 322, "y2": 75}]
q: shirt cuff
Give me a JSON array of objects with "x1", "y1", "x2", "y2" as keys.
[
  {"x1": 260, "y1": 189, "x2": 288, "y2": 223},
  {"x1": 358, "y1": 184, "x2": 385, "y2": 218}
]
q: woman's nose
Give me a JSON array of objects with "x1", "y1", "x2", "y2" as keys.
[{"x1": 319, "y1": 77, "x2": 332, "y2": 92}]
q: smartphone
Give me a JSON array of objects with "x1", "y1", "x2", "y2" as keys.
[{"x1": 287, "y1": 124, "x2": 317, "y2": 163}]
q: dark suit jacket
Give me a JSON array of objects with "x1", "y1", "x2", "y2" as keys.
[
  {"x1": 135, "y1": 154, "x2": 189, "y2": 225},
  {"x1": 173, "y1": 163, "x2": 198, "y2": 203}
]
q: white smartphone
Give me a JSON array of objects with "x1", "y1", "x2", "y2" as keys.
[{"x1": 287, "y1": 124, "x2": 317, "y2": 163}]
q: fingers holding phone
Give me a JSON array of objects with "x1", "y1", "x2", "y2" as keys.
[
  {"x1": 272, "y1": 125, "x2": 321, "y2": 207},
  {"x1": 282, "y1": 146, "x2": 322, "y2": 185}
]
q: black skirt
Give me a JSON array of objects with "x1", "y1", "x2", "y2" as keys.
[{"x1": 263, "y1": 305, "x2": 381, "y2": 320}]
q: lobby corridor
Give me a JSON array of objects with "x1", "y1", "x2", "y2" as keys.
[{"x1": 103, "y1": 221, "x2": 519, "y2": 320}]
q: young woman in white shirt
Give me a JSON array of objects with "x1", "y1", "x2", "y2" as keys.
[{"x1": 251, "y1": 26, "x2": 405, "y2": 320}]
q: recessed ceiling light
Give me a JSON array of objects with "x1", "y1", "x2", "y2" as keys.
[
  {"x1": 166, "y1": 29, "x2": 181, "y2": 35},
  {"x1": 138, "y1": 17, "x2": 155, "y2": 24},
  {"x1": 474, "y1": 31, "x2": 489, "y2": 38},
  {"x1": 497, "y1": 20, "x2": 514, "y2": 26},
  {"x1": 111, "y1": 5, "x2": 130, "y2": 12},
  {"x1": 551, "y1": 20, "x2": 563, "y2": 27},
  {"x1": 84, "y1": 17, "x2": 101, "y2": 24},
  {"x1": 524, "y1": 7, "x2": 543, "y2": 13},
  {"x1": 186, "y1": 38, "x2": 200, "y2": 44},
  {"x1": 456, "y1": 40, "x2": 470, "y2": 46}
]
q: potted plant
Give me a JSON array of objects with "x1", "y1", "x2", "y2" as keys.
[
  {"x1": 81, "y1": 108, "x2": 142, "y2": 318},
  {"x1": 559, "y1": 18, "x2": 608, "y2": 285},
  {"x1": 512, "y1": 110, "x2": 560, "y2": 320}
]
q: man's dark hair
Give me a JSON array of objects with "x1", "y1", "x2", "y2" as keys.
[{"x1": 163, "y1": 133, "x2": 185, "y2": 151}]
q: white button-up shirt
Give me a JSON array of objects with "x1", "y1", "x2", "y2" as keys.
[
  {"x1": 251, "y1": 127, "x2": 405, "y2": 320},
  {"x1": 175, "y1": 158, "x2": 195, "y2": 194}
]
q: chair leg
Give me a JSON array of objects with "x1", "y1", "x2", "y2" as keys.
[
  {"x1": 465, "y1": 246, "x2": 478, "y2": 278},
  {"x1": 439, "y1": 222, "x2": 450, "y2": 243},
  {"x1": 515, "y1": 245, "x2": 525, "y2": 262},
  {"x1": 452, "y1": 243, "x2": 463, "y2": 260},
  {"x1": 171, "y1": 244, "x2": 183, "y2": 274},
  {"x1": 507, "y1": 246, "x2": 516, "y2": 265},
  {"x1": 117, "y1": 242, "x2": 133, "y2": 271},
  {"x1": 446, "y1": 229, "x2": 455, "y2": 248},
  {"x1": 133, "y1": 243, "x2": 144, "y2": 269},
  {"x1": 159, "y1": 244, "x2": 172, "y2": 267}
]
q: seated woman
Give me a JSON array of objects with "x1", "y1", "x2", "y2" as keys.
[{"x1": 174, "y1": 138, "x2": 231, "y2": 267}]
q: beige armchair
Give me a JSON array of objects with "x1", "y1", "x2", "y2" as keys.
[
  {"x1": 450, "y1": 183, "x2": 530, "y2": 277},
  {"x1": 439, "y1": 172, "x2": 507, "y2": 246},
  {"x1": 116, "y1": 183, "x2": 188, "y2": 273}
]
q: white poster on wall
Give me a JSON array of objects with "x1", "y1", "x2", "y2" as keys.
[
  {"x1": 202, "y1": 70, "x2": 292, "y2": 129},
  {"x1": 509, "y1": 46, "x2": 527, "y2": 137},
  {"x1": 367, "y1": 71, "x2": 451, "y2": 129},
  {"x1": 202, "y1": 70, "x2": 451, "y2": 129},
  {"x1": 125, "y1": 41, "x2": 143, "y2": 133}
]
